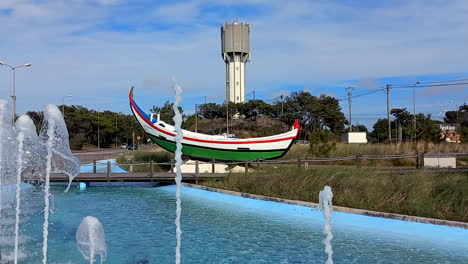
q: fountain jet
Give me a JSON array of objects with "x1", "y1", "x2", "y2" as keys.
[
  {"x1": 76, "y1": 216, "x2": 107, "y2": 263},
  {"x1": 319, "y1": 185, "x2": 334, "y2": 264},
  {"x1": 172, "y1": 79, "x2": 183, "y2": 264}
]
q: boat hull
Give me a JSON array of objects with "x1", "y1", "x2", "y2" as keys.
[
  {"x1": 129, "y1": 87, "x2": 299, "y2": 161},
  {"x1": 149, "y1": 134, "x2": 290, "y2": 161}
]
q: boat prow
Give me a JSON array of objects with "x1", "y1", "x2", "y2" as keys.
[{"x1": 129, "y1": 87, "x2": 300, "y2": 161}]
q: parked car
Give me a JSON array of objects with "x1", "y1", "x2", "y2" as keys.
[
  {"x1": 294, "y1": 140, "x2": 310, "y2": 145},
  {"x1": 120, "y1": 143, "x2": 128, "y2": 149},
  {"x1": 127, "y1": 144, "x2": 138, "y2": 150}
]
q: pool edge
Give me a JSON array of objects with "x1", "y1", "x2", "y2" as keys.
[{"x1": 182, "y1": 183, "x2": 468, "y2": 229}]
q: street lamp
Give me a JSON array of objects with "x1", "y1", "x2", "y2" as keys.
[
  {"x1": 0, "y1": 61, "x2": 32, "y2": 124},
  {"x1": 97, "y1": 105, "x2": 107, "y2": 150},
  {"x1": 412, "y1": 81, "x2": 421, "y2": 142},
  {"x1": 62, "y1": 95, "x2": 73, "y2": 117}
]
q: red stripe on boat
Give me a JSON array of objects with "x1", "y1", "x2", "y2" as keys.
[{"x1": 129, "y1": 88, "x2": 298, "y2": 144}]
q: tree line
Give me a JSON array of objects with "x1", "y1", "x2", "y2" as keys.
[
  {"x1": 26, "y1": 105, "x2": 149, "y2": 150},
  {"x1": 151, "y1": 91, "x2": 468, "y2": 143},
  {"x1": 22, "y1": 93, "x2": 467, "y2": 151}
]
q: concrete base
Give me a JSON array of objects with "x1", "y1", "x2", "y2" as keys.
[
  {"x1": 424, "y1": 157, "x2": 456, "y2": 168},
  {"x1": 183, "y1": 183, "x2": 468, "y2": 229}
]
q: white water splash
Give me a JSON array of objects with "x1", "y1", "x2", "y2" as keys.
[
  {"x1": 172, "y1": 79, "x2": 183, "y2": 264},
  {"x1": 13, "y1": 130, "x2": 24, "y2": 264},
  {"x1": 319, "y1": 185, "x2": 334, "y2": 264},
  {"x1": 0, "y1": 100, "x2": 18, "y2": 224},
  {"x1": 14, "y1": 115, "x2": 42, "y2": 263},
  {"x1": 41, "y1": 117, "x2": 55, "y2": 264},
  {"x1": 76, "y1": 216, "x2": 107, "y2": 264},
  {"x1": 41, "y1": 105, "x2": 80, "y2": 192}
]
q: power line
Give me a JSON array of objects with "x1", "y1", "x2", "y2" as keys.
[
  {"x1": 391, "y1": 78, "x2": 468, "y2": 87},
  {"x1": 392, "y1": 82, "x2": 468, "y2": 89}
]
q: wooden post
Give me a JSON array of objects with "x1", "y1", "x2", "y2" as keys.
[
  {"x1": 93, "y1": 160, "x2": 97, "y2": 173},
  {"x1": 195, "y1": 160, "x2": 199, "y2": 184},
  {"x1": 211, "y1": 158, "x2": 215, "y2": 173},
  {"x1": 416, "y1": 152, "x2": 420, "y2": 169},
  {"x1": 297, "y1": 158, "x2": 301, "y2": 169},
  {"x1": 305, "y1": 162, "x2": 309, "y2": 169},
  {"x1": 419, "y1": 152, "x2": 425, "y2": 169},
  {"x1": 170, "y1": 160, "x2": 174, "y2": 173},
  {"x1": 106, "y1": 161, "x2": 111, "y2": 182},
  {"x1": 355, "y1": 155, "x2": 361, "y2": 168},
  {"x1": 150, "y1": 160, "x2": 154, "y2": 177},
  {"x1": 245, "y1": 161, "x2": 248, "y2": 173}
]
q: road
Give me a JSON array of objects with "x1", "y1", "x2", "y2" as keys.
[{"x1": 73, "y1": 148, "x2": 128, "y2": 164}]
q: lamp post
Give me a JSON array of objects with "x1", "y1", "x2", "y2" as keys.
[
  {"x1": 412, "y1": 81, "x2": 421, "y2": 142},
  {"x1": 115, "y1": 113, "x2": 118, "y2": 149},
  {"x1": 97, "y1": 105, "x2": 107, "y2": 150},
  {"x1": 62, "y1": 95, "x2": 73, "y2": 117},
  {"x1": 195, "y1": 104, "x2": 198, "y2": 133},
  {"x1": 0, "y1": 61, "x2": 32, "y2": 124}
]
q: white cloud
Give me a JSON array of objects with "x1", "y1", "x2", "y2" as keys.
[
  {"x1": 153, "y1": 1, "x2": 200, "y2": 23},
  {"x1": 0, "y1": 0, "x2": 467, "y2": 114}
]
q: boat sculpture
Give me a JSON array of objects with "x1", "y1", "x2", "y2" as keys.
[{"x1": 129, "y1": 87, "x2": 300, "y2": 161}]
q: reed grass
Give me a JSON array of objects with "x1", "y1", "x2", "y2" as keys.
[
  {"x1": 201, "y1": 167, "x2": 468, "y2": 222},
  {"x1": 282, "y1": 142, "x2": 468, "y2": 167},
  {"x1": 283, "y1": 142, "x2": 468, "y2": 159},
  {"x1": 116, "y1": 150, "x2": 174, "y2": 172}
]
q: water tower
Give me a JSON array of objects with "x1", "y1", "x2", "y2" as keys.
[{"x1": 221, "y1": 21, "x2": 250, "y2": 103}]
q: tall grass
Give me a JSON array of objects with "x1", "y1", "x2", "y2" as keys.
[
  {"x1": 283, "y1": 142, "x2": 468, "y2": 159},
  {"x1": 116, "y1": 150, "x2": 174, "y2": 172},
  {"x1": 202, "y1": 167, "x2": 468, "y2": 222},
  {"x1": 282, "y1": 142, "x2": 468, "y2": 167}
]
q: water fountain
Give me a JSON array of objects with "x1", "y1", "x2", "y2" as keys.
[
  {"x1": 319, "y1": 185, "x2": 334, "y2": 264},
  {"x1": 0, "y1": 101, "x2": 80, "y2": 262},
  {"x1": 76, "y1": 216, "x2": 107, "y2": 264},
  {"x1": 172, "y1": 80, "x2": 184, "y2": 264}
]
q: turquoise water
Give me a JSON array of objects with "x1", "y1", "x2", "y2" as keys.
[
  {"x1": 18, "y1": 184, "x2": 468, "y2": 263},
  {"x1": 80, "y1": 159, "x2": 127, "y2": 173}
]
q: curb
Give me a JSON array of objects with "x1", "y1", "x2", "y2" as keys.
[{"x1": 182, "y1": 183, "x2": 468, "y2": 229}]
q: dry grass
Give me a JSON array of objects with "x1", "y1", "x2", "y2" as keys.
[
  {"x1": 116, "y1": 149, "x2": 174, "y2": 172},
  {"x1": 282, "y1": 142, "x2": 468, "y2": 167},
  {"x1": 201, "y1": 167, "x2": 468, "y2": 222},
  {"x1": 284, "y1": 142, "x2": 468, "y2": 159}
]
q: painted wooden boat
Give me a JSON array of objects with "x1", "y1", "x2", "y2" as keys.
[{"x1": 129, "y1": 87, "x2": 300, "y2": 161}]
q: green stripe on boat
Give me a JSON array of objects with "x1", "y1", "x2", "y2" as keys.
[{"x1": 150, "y1": 135, "x2": 286, "y2": 161}]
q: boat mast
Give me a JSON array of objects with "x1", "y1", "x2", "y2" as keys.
[{"x1": 226, "y1": 102, "x2": 229, "y2": 135}]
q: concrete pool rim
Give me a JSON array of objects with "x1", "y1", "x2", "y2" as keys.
[{"x1": 183, "y1": 183, "x2": 468, "y2": 229}]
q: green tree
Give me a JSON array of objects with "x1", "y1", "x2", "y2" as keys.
[
  {"x1": 150, "y1": 101, "x2": 184, "y2": 125},
  {"x1": 309, "y1": 130, "x2": 336, "y2": 157},
  {"x1": 280, "y1": 91, "x2": 347, "y2": 139}
]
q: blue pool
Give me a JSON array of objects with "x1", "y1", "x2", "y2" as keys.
[
  {"x1": 79, "y1": 159, "x2": 127, "y2": 173},
  {"x1": 19, "y1": 183, "x2": 468, "y2": 263}
]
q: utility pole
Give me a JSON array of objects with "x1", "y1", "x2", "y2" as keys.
[
  {"x1": 115, "y1": 113, "x2": 118, "y2": 148},
  {"x1": 281, "y1": 95, "x2": 284, "y2": 116},
  {"x1": 253, "y1": 90, "x2": 256, "y2": 100},
  {"x1": 386, "y1": 84, "x2": 391, "y2": 143},
  {"x1": 195, "y1": 104, "x2": 198, "y2": 133},
  {"x1": 347, "y1": 87, "x2": 353, "y2": 132},
  {"x1": 97, "y1": 111, "x2": 100, "y2": 150},
  {"x1": 204, "y1": 96, "x2": 207, "y2": 104},
  {"x1": 412, "y1": 81, "x2": 421, "y2": 142}
]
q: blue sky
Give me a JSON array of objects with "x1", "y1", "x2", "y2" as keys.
[{"x1": 0, "y1": 0, "x2": 467, "y2": 129}]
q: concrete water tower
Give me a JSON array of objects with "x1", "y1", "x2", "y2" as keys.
[{"x1": 221, "y1": 21, "x2": 250, "y2": 103}]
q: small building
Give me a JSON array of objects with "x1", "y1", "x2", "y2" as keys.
[
  {"x1": 341, "y1": 132, "x2": 367, "y2": 144},
  {"x1": 424, "y1": 156, "x2": 457, "y2": 168}
]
